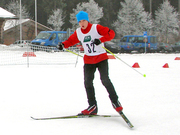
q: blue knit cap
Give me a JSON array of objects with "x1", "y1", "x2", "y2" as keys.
[{"x1": 76, "y1": 11, "x2": 89, "y2": 23}]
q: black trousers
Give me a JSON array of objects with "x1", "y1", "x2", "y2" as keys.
[{"x1": 84, "y1": 59, "x2": 118, "y2": 106}]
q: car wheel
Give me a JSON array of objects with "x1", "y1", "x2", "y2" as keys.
[
  {"x1": 161, "y1": 48, "x2": 165, "y2": 53},
  {"x1": 121, "y1": 48, "x2": 125, "y2": 53},
  {"x1": 172, "y1": 48, "x2": 176, "y2": 52},
  {"x1": 139, "y1": 48, "x2": 144, "y2": 53}
]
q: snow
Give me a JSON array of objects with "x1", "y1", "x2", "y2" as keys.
[
  {"x1": 0, "y1": 49, "x2": 180, "y2": 135},
  {"x1": 0, "y1": 7, "x2": 16, "y2": 18},
  {"x1": 4, "y1": 19, "x2": 30, "y2": 31}
]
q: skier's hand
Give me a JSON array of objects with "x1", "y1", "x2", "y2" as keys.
[
  {"x1": 57, "y1": 42, "x2": 64, "y2": 50},
  {"x1": 93, "y1": 39, "x2": 101, "y2": 45}
]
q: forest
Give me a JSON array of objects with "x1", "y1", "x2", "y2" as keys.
[{"x1": 0, "y1": 0, "x2": 179, "y2": 30}]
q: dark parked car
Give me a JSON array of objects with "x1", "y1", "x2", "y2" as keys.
[
  {"x1": 157, "y1": 43, "x2": 173, "y2": 53},
  {"x1": 104, "y1": 41, "x2": 121, "y2": 53},
  {"x1": 172, "y1": 42, "x2": 180, "y2": 52}
]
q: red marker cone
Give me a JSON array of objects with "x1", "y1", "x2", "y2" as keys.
[
  {"x1": 108, "y1": 55, "x2": 116, "y2": 59},
  {"x1": 163, "y1": 63, "x2": 169, "y2": 68},
  {"x1": 175, "y1": 57, "x2": 180, "y2": 60},
  {"x1": 132, "y1": 62, "x2": 140, "y2": 68}
]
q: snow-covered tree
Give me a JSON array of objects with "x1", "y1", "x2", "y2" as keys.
[
  {"x1": 113, "y1": 0, "x2": 153, "y2": 37},
  {"x1": 154, "y1": 0, "x2": 179, "y2": 43},
  {"x1": 47, "y1": 8, "x2": 65, "y2": 31},
  {"x1": 6, "y1": 0, "x2": 30, "y2": 19},
  {"x1": 70, "y1": 0, "x2": 103, "y2": 30},
  {"x1": 5, "y1": 0, "x2": 30, "y2": 40}
]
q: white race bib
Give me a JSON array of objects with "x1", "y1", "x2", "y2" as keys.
[{"x1": 76, "y1": 24, "x2": 106, "y2": 56}]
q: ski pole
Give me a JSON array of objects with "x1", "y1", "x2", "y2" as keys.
[
  {"x1": 102, "y1": 46, "x2": 146, "y2": 77},
  {"x1": 75, "y1": 50, "x2": 80, "y2": 67},
  {"x1": 65, "y1": 49, "x2": 83, "y2": 57}
]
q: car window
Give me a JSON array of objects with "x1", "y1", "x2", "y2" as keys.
[
  {"x1": 51, "y1": 33, "x2": 56, "y2": 40},
  {"x1": 150, "y1": 37, "x2": 157, "y2": 43},
  {"x1": 129, "y1": 37, "x2": 135, "y2": 42},
  {"x1": 121, "y1": 37, "x2": 127, "y2": 42},
  {"x1": 58, "y1": 33, "x2": 67, "y2": 41},
  {"x1": 134, "y1": 37, "x2": 145, "y2": 43},
  {"x1": 36, "y1": 33, "x2": 51, "y2": 39}
]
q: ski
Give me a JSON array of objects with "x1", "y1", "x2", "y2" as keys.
[
  {"x1": 119, "y1": 112, "x2": 134, "y2": 128},
  {"x1": 31, "y1": 114, "x2": 116, "y2": 120},
  {"x1": 31, "y1": 112, "x2": 133, "y2": 128}
]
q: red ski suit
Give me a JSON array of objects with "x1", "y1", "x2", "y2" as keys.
[{"x1": 62, "y1": 23, "x2": 115, "y2": 64}]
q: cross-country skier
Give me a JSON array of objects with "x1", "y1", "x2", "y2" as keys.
[{"x1": 57, "y1": 11, "x2": 123, "y2": 115}]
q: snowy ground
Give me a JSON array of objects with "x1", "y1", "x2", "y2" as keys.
[{"x1": 0, "y1": 51, "x2": 180, "y2": 135}]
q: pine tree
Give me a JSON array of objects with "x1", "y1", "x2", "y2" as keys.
[
  {"x1": 47, "y1": 9, "x2": 65, "y2": 31},
  {"x1": 154, "y1": 0, "x2": 179, "y2": 43},
  {"x1": 95, "y1": 0, "x2": 121, "y2": 29},
  {"x1": 113, "y1": 0, "x2": 153, "y2": 37},
  {"x1": 70, "y1": 0, "x2": 103, "y2": 30},
  {"x1": 6, "y1": 0, "x2": 30, "y2": 19}
]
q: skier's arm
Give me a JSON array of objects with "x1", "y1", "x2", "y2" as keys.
[
  {"x1": 97, "y1": 24, "x2": 115, "y2": 43},
  {"x1": 62, "y1": 31, "x2": 80, "y2": 48}
]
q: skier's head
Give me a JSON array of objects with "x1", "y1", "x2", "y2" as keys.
[{"x1": 76, "y1": 11, "x2": 89, "y2": 23}]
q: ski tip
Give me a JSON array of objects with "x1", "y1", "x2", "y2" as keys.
[
  {"x1": 31, "y1": 116, "x2": 39, "y2": 120},
  {"x1": 119, "y1": 112, "x2": 134, "y2": 129},
  {"x1": 129, "y1": 124, "x2": 134, "y2": 128},
  {"x1": 30, "y1": 116, "x2": 35, "y2": 120}
]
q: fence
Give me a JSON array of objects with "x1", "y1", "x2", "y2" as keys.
[{"x1": 0, "y1": 44, "x2": 81, "y2": 67}]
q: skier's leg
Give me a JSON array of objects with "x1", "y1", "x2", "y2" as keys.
[
  {"x1": 97, "y1": 60, "x2": 118, "y2": 102},
  {"x1": 97, "y1": 60, "x2": 123, "y2": 112},
  {"x1": 84, "y1": 64, "x2": 97, "y2": 106}
]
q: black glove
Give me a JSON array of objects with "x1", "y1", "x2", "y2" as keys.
[
  {"x1": 93, "y1": 39, "x2": 101, "y2": 45},
  {"x1": 57, "y1": 42, "x2": 64, "y2": 50}
]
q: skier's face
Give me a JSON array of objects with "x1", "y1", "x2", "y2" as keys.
[{"x1": 79, "y1": 20, "x2": 88, "y2": 29}]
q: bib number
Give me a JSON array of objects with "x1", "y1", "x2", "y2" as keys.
[{"x1": 86, "y1": 43, "x2": 96, "y2": 53}]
